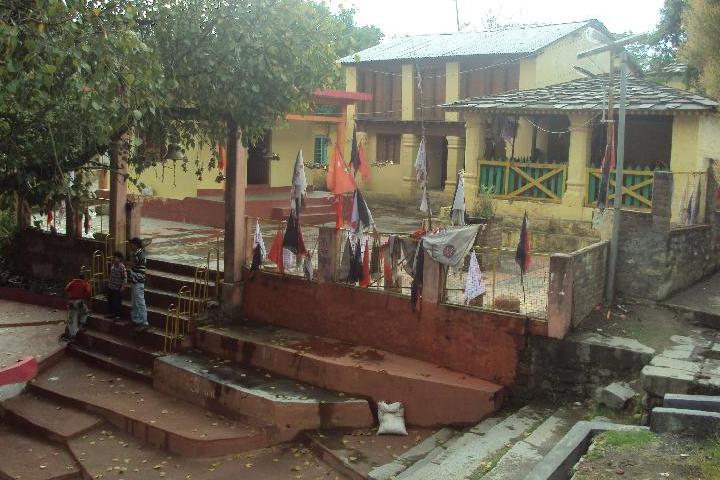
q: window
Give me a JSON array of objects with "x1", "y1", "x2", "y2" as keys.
[{"x1": 313, "y1": 136, "x2": 330, "y2": 166}]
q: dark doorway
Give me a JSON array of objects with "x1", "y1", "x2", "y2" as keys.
[{"x1": 247, "y1": 132, "x2": 271, "y2": 185}]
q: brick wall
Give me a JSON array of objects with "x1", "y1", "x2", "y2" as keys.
[
  {"x1": 570, "y1": 241, "x2": 608, "y2": 326},
  {"x1": 241, "y1": 271, "x2": 530, "y2": 386}
]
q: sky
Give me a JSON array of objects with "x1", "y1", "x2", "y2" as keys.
[{"x1": 329, "y1": 0, "x2": 665, "y2": 37}]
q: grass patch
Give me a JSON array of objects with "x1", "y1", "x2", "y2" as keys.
[
  {"x1": 466, "y1": 443, "x2": 513, "y2": 480},
  {"x1": 690, "y1": 436, "x2": 720, "y2": 479},
  {"x1": 586, "y1": 430, "x2": 657, "y2": 460}
]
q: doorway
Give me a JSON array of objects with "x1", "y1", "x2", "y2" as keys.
[{"x1": 247, "y1": 132, "x2": 271, "y2": 185}]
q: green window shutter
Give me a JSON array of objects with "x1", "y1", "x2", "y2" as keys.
[{"x1": 314, "y1": 136, "x2": 329, "y2": 165}]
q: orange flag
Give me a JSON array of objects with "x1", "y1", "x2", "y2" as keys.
[
  {"x1": 360, "y1": 240, "x2": 370, "y2": 288},
  {"x1": 358, "y1": 143, "x2": 371, "y2": 182},
  {"x1": 327, "y1": 145, "x2": 356, "y2": 195},
  {"x1": 267, "y1": 230, "x2": 284, "y2": 274},
  {"x1": 217, "y1": 144, "x2": 227, "y2": 171}
]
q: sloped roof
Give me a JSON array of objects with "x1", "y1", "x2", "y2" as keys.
[
  {"x1": 443, "y1": 75, "x2": 718, "y2": 115},
  {"x1": 340, "y1": 20, "x2": 606, "y2": 64}
]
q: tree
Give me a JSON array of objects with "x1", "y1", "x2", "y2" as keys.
[
  {"x1": 0, "y1": 0, "x2": 166, "y2": 209},
  {"x1": 684, "y1": 0, "x2": 720, "y2": 97}
]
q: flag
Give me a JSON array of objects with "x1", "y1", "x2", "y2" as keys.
[
  {"x1": 360, "y1": 240, "x2": 370, "y2": 288},
  {"x1": 290, "y1": 149, "x2": 307, "y2": 216},
  {"x1": 347, "y1": 239, "x2": 362, "y2": 284},
  {"x1": 250, "y1": 220, "x2": 266, "y2": 272},
  {"x1": 47, "y1": 209, "x2": 53, "y2": 226},
  {"x1": 464, "y1": 252, "x2": 486, "y2": 305},
  {"x1": 451, "y1": 170, "x2": 466, "y2": 226},
  {"x1": 303, "y1": 255, "x2": 313, "y2": 281},
  {"x1": 358, "y1": 141, "x2": 371, "y2": 181},
  {"x1": 327, "y1": 145, "x2": 356, "y2": 195},
  {"x1": 370, "y1": 240, "x2": 381, "y2": 280},
  {"x1": 217, "y1": 144, "x2": 227, "y2": 171},
  {"x1": 283, "y1": 214, "x2": 300, "y2": 254},
  {"x1": 415, "y1": 136, "x2": 430, "y2": 214},
  {"x1": 268, "y1": 229, "x2": 284, "y2": 274},
  {"x1": 515, "y1": 211, "x2": 532, "y2": 274},
  {"x1": 410, "y1": 240, "x2": 425, "y2": 311},
  {"x1": 597, "y1": 126, "x2": 616, "y2": 209},
  {"x1": 333, "y1": 195, "x2": 344, "y2": 230},
  {"x1": 350, "y1": 128, "x2": 361, "y2": 174},
  {"x1": 350, "y1": 189, "x2": 374, "y2": 232},
  {"x1": 337, "y1": 235, "x2": 353, "y2": 280}
]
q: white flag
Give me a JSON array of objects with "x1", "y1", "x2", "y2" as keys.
[
  {"x1": 290, "y1": 149, "x2": 307, "y2": 215},
  {"x1": 253, "y1": 219, "x2": 266, "y2": 257},
  {"x1": 464, "y1": 252, "x2": 486, "y2": 305},
  {"x1": 451, "y1": 170, "x2": 466, "y2": 226},
  {"x1": 282, "y1": 248, "x2": 295, "y2": 271}
]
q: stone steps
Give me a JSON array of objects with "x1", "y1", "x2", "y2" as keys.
[
  {"x1": 30, "y1": 356, "x2": 273, "y2": 458},
  {"x1": 75, "y1": 328, "x2": 162, "y2": 368},
  {"x1": 85, "y1": 313, "x2": 191, "y2": 351},
  {"x1": 153, "y1": 351, "x2": 374, "y2": 441},
  {"x1": 394, "y1": 404, "x2": 554, "y2": 480},
  {"x1": 194, "y1": 322, "x2": 505, "y2": 426},
  {"x1": 0, "y1": 421, "x2": 82, "y2": 480},
  {"x1": 1, "y1": 393, "x2": 104, "y2": 443},
  {"x1": 67, "y1": 342, "x2": 154, "y2": 383}
]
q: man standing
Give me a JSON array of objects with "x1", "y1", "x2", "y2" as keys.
[{"x1": 128, "y1": 238, "x2": 149, "y2": 330}]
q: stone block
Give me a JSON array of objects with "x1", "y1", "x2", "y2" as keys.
[
  {"x1": 663, "y1": 393, "x2": 720, "y2": 413},
  {"x1": 650, "y1": 356, "x2": 702, "y2": 374},
  {"x1": 692, "y1": 376, "x2": 720, "y2": 396},
  {"x1": 650, "y1": 407, "x2": 720, "y2": 438},
  {"x1": 641, "y1": 365, "x2": 694, "y2": 397},
  {"x1": 598, "y1": 382, "x2": 637, "y2": 410}
]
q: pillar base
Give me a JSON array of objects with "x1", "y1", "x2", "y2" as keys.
[{"x1": 221, "y1": 281, "x2": 244, "y2": 321}]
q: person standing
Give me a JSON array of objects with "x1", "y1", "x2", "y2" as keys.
[
  {"x1": 106, "y1": 251, "x2": 127, "y2": 320},
  {"x1": 128, "y1": 238, "x2": 149, "y2": 330}
]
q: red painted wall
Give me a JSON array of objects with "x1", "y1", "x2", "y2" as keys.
[{"x1": 241, "y1": 272, "x2": 529, "y2": 386}]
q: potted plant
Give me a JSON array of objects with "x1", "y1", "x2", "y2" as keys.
[{"x1": 466, "y1": 185, "x2": 496, "y2": 224}]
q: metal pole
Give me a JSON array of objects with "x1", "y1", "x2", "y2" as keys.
[{"x1": 605, "y1": 52, "x2": 627, "y2": 304}]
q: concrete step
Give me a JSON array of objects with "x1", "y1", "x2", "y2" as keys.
[
  {"x1": 66, "y1": 343, "x2": 154, "y2": 383},
  {"x1": 154, "y1": 351, "x2": 374, "y2": 440},
  {"x1": 30, "y1": 356, "x2": 273, "y2": 458},
  {"x1": 481, "y1": 407, "x2": 583, "y2": 480},
  {"x1": 75, "y1": 328, "x2": 162, "y2": 368},
  {"x1": 85, "y1": 314, "x2": 191, "y2": 351},
  {"x1": 194, "y1": 322, "x2": 505, "y2": 426},
  {"x1": 92, "y1": 296, "x2": 191, "y2": 331},
  {"x1": 0, "y1": 421, "x2": 81, "y2": 480},
  {"x1": 145, "y1": 268, "x2": 219, "y2": 294},
  {"x1": 147, "y1": 258, "x2": 203, "y2": 278},
  {"x1": 270, "y1": 207, "x2": 335, "y2": 224},
  {"x1": 1, "y1": 393, "x2": 104, "y2": 443},
  {"x1": 397, "y1": 404, "x2": 553, "y2": 480}
]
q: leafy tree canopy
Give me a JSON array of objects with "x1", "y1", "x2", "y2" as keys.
[
  {"x1": 0, "y1": 0, "x2": 383, "y2": 207},
  {"x1": 684, "y1": 0, "x2": 720, "y2": 97}
]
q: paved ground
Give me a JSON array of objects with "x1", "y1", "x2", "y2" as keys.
[
  {"x1": 0, "y1": 301, "x2": 65, "y2": 370},
  {"x1": 664, "y1": 271, "x2": 720, "y2": 321}
]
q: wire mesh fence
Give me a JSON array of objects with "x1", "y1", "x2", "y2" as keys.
[{"x1": 443, "y1": 247, "x2": 550, "y2": 318}]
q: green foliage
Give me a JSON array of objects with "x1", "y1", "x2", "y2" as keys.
[
  {"x1": 587, "y1": 430, "x2": 657, "y2": 460},
  {"x1": 471, "y1": 185, "x2": 497, "y2": 219},
  {"x1": 684, "y1": 0, "x2": 720, "y2": 97}
]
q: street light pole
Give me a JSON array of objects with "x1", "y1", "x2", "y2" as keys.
[{"x1": 605, "y1": 51, "x2": 627, "y2": 304}]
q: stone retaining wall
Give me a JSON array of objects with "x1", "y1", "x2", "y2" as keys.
[{"x1": 570, "y1": 241, "x2": 608, "y2": 327}]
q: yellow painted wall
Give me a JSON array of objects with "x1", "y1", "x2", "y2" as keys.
[
  {"x1": 129, "y1": 143, "x2": 224, "y2": 199},
  {"x1": 359, "y1": 164, "x2": 403, "y2": 193},
  {"x1": 520, "y1": 26, "x2": 611, "y2": 89},
  {"x1": 270, "y1": 119, "x2": 337, "y2": 189}
]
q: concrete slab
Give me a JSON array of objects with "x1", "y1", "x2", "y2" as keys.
[
  {"x1": 0, "y1": 300, "x2": 65, "y2": 327},
  {"x1": 154, "y1": 352, "x2": 374, "y2": 438},
  {"x1": 641, "y1": 365, "x2": 695, "y2": 397},
  {"x1": 0, "y1": 422, "x2": 80, "y2": 480},
  {"x1": 651, "y1": 407, "x2": 720, "y2": 438},
  {"x1": 368, "y1": 428, "x2": 457, "y2": 480},
  {"x1": 650, "y1": 356, "x2": 702, "y2": 374},
  {"x1": 572, "y1": 333, "x2": 656, "y2": 356},
  {"x1": 400, "y1": 405, "x2": 552, "y2": 480},
  {"x1": 2, "y1": 393, "x2": 103, "y2": 441},
  {"x1": 598, "y1": 382, "x2": 637, "y2": 410},
  {"x1": 663, "y1": 393, "x2": 720, "y2": 413},
  {"x1": 664, "y1": 271, "x2": 720, "y2": 324},
  {"x1": 670, "y1": 335, "x2": 711, "y2": 348},
  {"x1": 0, "y1": 301, "x2": 66, "y2": 370},
  {"x1": 32, "y1": 356, "x2": 271, "y2": 458}
]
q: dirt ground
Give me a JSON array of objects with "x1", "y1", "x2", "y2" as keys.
[{"x1": 574, "y1": 431, "x2": 720, "y2": 480}]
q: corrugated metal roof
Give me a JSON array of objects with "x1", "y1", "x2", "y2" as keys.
[
  {"x1": 340, "y1": 20, "x2": 602, "y2": 64},
  {"x1": 443, "y1": 75, "x2": 718, "y2": 114}
]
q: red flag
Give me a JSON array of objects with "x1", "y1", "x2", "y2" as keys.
[
  {"x1": 360, "y1": 240, "x2": 370, "y2": 288},
  {"x1": 358, "y1": 142, "x2": 371, "y2": 182},
  {"x1": 218, "y1": 144, "x2": 227, "y2": 171},
  {"x1": 327, "y1": 145, "x2": 356, "y2": 195},
  {"x1": 268, "y1": 230, "x2": 284, "y2": 274},
  {"x1": 333, "y1": 195, "x2": 343, "y2": 230},
  {"x1": 47, "y1": 209, "x2": 53, "y2": 225}
]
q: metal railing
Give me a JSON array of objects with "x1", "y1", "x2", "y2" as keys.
[
  {"x1": 586, "y1": 166, "x2": 656, "y2": 210},
  {"x1": 443, "y1": 246, "x2": 551, "y2": 319},
  {"x1": 480, "y1": 157, "x2": 568, "y2": 202}
]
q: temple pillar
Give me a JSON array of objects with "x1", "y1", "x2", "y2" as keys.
[
  {"x1": 444, "y1": 136, "x2": 465, "y2": 194},
  {"x1": 109, "y1": 137, "x2": 129, "y2": 252},
  {"x1": 222, "y1": 121, "x2": 248, "y2": 316},
  {"x1": 445, "y1": 61, "x2": 460, "y2": 123},
  {"x1": 463, "y1": 113, "x2": 487, "y2": 204},
  {"x1": 400, "y1": 133, "x2": 419, "y2": 195},
  {"x1": 564, "y1": 113, "x2": 593, "y2": 214},
  {"x1": 401, "y1": 64, "x2": 415, "y2": 121},
  {"x1": 344, "y1": 66, "x2": 358, "y2": 161}
]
